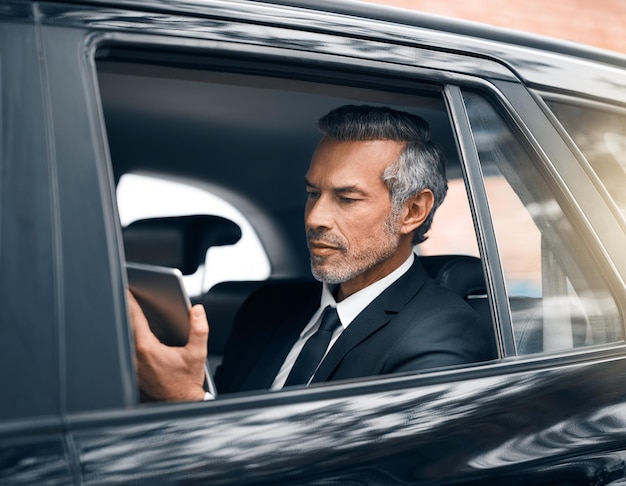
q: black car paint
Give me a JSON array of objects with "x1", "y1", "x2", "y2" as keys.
[{"x1": 2, "y1": 1, "x2": 626, "y2": 484}]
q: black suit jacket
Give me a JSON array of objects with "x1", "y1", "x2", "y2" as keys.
[{"x1": 214, "y1": 258, "x2": 495, "y2": 394}]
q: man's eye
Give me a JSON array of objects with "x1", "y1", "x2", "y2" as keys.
[
  {"x1": 306, "y1": 190, "x2": 320, "y2": 199},
  {"x1": 340, "y1": 197, "x2": 356, "y2": 204}
]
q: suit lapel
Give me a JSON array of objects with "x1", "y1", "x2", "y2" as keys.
[
  {"x1": 239, "y1": 322, "x2": 302, "y2": 391},
  {"x1": 311, "y1": 258, "x2": 429, "y2": 383},
  {"x1": 239, "y1": 285, "x2": 320, "y2": 391}
]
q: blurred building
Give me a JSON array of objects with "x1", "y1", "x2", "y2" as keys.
[{"x1": 364, "y1": 0, "x2": 626, "y2": 54}]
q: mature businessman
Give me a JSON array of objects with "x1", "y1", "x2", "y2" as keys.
[{"x1": 130, "y1": 105, "x2": 495, "y2": 401}]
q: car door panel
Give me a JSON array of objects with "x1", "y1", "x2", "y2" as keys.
[
  {"x1": 67, "y1": 357, "x2": 626, "y2": 484},
  {"x1": 4, "y1": 2, "x2": 626, "y2": 485}
]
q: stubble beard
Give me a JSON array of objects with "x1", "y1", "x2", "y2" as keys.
[{"x1": 308, "y1": 209, "x2": 401, "y2": 284}]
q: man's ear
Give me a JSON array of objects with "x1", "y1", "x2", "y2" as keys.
[{"x1": 399, "y1": 189, "x2": 434, "y2": 236}]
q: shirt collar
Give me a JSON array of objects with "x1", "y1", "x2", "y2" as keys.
[{"x1": 304, "y1": 252, "x2": 415, "y2": 337}]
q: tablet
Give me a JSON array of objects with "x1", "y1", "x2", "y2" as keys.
[
  {"x1": 127, "y1": 262, "x2": 191, "y2": 347},
  {"x1": 126, "y1": 262, "x2": 217, "y2": 397}
]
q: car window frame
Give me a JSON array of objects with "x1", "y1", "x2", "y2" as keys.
[
  {"x1": 451, "y1": 80, "x2": 626, "y2": 357},
  {"x1": 537, "y1": 92, "x2": 626, "y2": 232},
  {"x1": 58, "y1": 3, "x2": 626, "y2": 415},
  {"x1": 91, "y1": 41, "x2": 514, "y2": 399},
  {"x1": 497, "y1": 83, "x2": 626, "y2": 320}
]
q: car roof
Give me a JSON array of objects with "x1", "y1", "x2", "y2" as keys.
[
  {"x1": 53, "y1": 0, "x2": 626, "y2": 63},
  {"x1": 50, "y1": 0, "x2": 626, "y2": 105}
]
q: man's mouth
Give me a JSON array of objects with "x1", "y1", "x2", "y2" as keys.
[{"x1": 308, "y1": 240, "x2": 342, "y2": 255}]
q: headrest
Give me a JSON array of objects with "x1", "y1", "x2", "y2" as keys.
[
  {"x1": 123, "y1": 215, "x2": 241, "y2": 275},
  {"x1": 419, "y1": 255, "x2": 486, "y2": 298}
]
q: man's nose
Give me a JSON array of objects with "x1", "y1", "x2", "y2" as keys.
[{"x1": 305, "y1": 195, "x2": 333, "y2": 230}]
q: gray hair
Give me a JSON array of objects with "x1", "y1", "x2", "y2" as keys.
[{"x1": 318, "y1": 105, "x2": 447, "y2": 244}]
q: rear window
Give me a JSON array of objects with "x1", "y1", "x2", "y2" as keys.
[
  {"x1": 544, "y1": 99, "x2": 626, "y2": 220},
  {"x1": 465, "y1": 90, "x2": 623, "y2": 354}
]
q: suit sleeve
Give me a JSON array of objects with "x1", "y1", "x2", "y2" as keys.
[{"x1": 383, "y1": 290, "x2": 496, "y2": 374}]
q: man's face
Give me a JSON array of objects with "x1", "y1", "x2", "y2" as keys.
[{"x1": 304, "y1": 138, "x2": 408, "y2": 294}]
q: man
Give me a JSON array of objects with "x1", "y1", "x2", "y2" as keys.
[{"x1": 130, "y1": 105, "x2": 495, "y2": 401}]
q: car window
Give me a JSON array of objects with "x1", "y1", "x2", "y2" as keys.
[
  {"x1": 97, "y1": 49, "x2": 500, "y2": 395},
  {"x1": 463, "y1": 90, "x2": 623, "y2": 354},
  {"x1": 117, "y1": 173, "x2": 270, "y2": 296},
  {"x1": 543, "y1": 99, "x2": 626, "y2": 221},
  {"x1": 419, "y1": 177, "x2": 480, "y2": 258}
]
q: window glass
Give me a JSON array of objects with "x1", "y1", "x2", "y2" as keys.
[
  {"x1": 544, "y1": 99, "x2": 626, "y2": 220},
  {"x1": 419, "y1": 178, "x2": 480, "y2": 258},
  {"x1": 463, "y1": 90, "x2": 622, "y2": 354}
]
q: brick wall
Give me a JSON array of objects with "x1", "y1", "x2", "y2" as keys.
[{"x1": 363, "y1": 0, "x2": 626, "y2": 54}]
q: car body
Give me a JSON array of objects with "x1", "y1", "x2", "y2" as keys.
[{"x1": 2, "y1": 0, "x2": 626, "y2": 484}]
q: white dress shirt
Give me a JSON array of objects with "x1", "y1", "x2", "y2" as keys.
[{"x1": 271, "y1": 252, "x2": 415, "y2": 390}]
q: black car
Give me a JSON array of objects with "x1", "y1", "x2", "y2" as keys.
[{"x1": 2, "y1": 0, "x2": 626, "y2": 484}]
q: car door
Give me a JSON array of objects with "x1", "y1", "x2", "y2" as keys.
[
  {"x1": 0, "y1": 13, "x2": 76, "y2": 484},
  {"x1": 1, "y1": 2, "x2": 135, "y2": 483},
  {"x1": 5, "y1": 1, "x2": 626, "y2": 485}
]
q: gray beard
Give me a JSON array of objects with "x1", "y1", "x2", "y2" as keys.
[{"x1": 308, "y1": 206, "x2": 402, "y2": 284}]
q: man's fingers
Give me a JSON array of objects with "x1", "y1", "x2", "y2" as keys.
[
  {"x1": 187, "y1": 304, "x2": 209, "y2": 355},
  {"x1": 127, "y1": 290, "x2": 207, "y2": 402},
  {"x1": 127, "y1": 290, "x2": 158, "y2": 345}
]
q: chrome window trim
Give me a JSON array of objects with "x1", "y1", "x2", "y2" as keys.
[
  {"x1": 38, "y1": 2, "x2": 516, "y2": 81},
  {"x1": 444, "y1": 85, "x2": 515, "y2": 358},
  {"x1": 34, "y1": 0, "x2": 626, "y2": 105}
]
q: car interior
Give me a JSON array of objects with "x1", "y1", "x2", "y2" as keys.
[
  {"x1": 97, "y1": 46, "x2": 623, "y2": 387},
  {"x1": 97, "y1": 48, "x2": 498, "y2": 368}
]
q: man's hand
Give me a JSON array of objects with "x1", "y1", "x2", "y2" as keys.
[{"x1": 128, "y1": 290, "x2": 208, "y2": 402}]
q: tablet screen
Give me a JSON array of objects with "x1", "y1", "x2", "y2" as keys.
[{"x1": 127, "y1": 262, "x2": 191, "y2": 347}]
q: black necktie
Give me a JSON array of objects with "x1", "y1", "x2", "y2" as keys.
[{"x1": 284, "y1": 306, "x2": 341, "y2": 387}]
